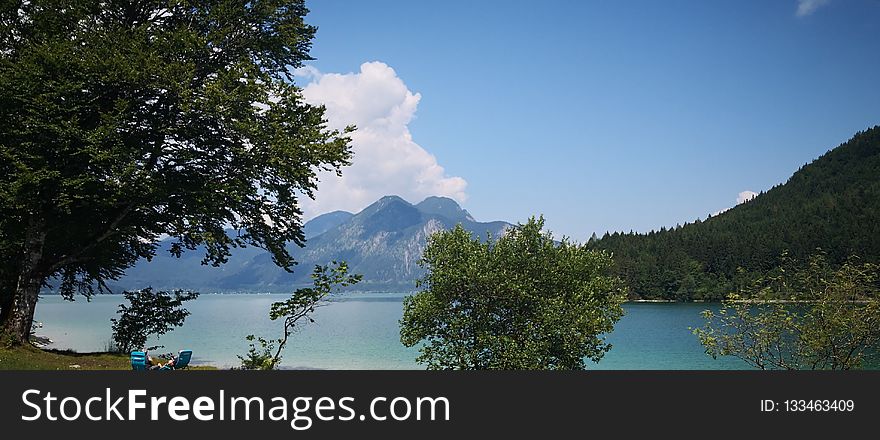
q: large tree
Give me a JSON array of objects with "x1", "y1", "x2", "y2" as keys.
[
  {"x1": 0, "y1": 0, "x2": 354, "y2": 342},
  {"x1": 400, "y1": 217, "x2": 626, "y2": 370}
]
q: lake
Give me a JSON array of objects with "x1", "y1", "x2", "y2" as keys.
[{"x1": 33, "y1": 294, "x2": 750, "y2": 370}]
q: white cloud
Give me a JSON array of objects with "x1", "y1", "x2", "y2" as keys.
[
  {"x1": 736, "y1": 190, "x2": 758, "y2": 204},
  {"x1": 293, "y1": 65, "x2": 321, "y2": 81},
  {"x1": 711, "y1": 190, "x2": 759, "y2": 217},
  {"x1": 295, "y1": 62, "x2": 468, "y2": 218},
  {"x1": 796, "y1": 0, "x2": 830, "y2": 17}
]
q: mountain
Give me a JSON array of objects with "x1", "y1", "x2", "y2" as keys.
[
  {"x1": 589, "y1": 126, "x2": 880, "y2": 301},
  {"x1": 114, "y1": 196, "x2": 510, "y2": 292},
  {"x1": 302, "y1": 211, "x2": 353, "y2": 239},
  {"x1": 415, "y1": 196, "x2": 475, "y2": 223}
]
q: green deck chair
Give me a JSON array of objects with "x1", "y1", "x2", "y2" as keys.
[{"x1": 159, "y1": 350, "x2": 192, "y2": 370}]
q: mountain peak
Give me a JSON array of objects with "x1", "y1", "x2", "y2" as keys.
[
  {"x1": 416, "y1": 196, "x2": 474, "y2": 222},
  {"x1": 419, "y1": 195, "x2": 458, "y2": 205},
  {"x1": 118, "y1": 193, "x2": 512, "y2": 291},
  {"x1": 354, "y1": 195, "x2": 422, "y2": 233},
  {"x1": 356, "y1": 195, "x2": 413, "y2": 217},
  {"x1": 377, "y1": 195, "x2": 409, "y2": 204}
]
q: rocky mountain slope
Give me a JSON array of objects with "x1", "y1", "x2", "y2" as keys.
[{"x1": 115, "y1": 196, "x2": 510, "y2": 292}]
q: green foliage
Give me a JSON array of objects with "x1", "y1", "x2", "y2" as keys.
[
  {"x1": 237, "y1": 335, "x2": 278, "y2": 371},
  {"x1": 111, "y1": 288, "x2": 199, "y2": 354},
  {"x1": 589, "y1": 126, "x2": 880, "y2": 300},
  {"x1": 239, "y1": 262, "x2": 361, "y2": 370},
  {"x1": 0, "y1": 0, "x2": 354, "y2": 340},
  {"x1": 400, "y1": 216, "x2": 626, "y2": 370},
  {"x1": 693, "y1": 253, "x2": 880, "y2": 370},
  {"x1": 0, "y1": 329, "x2": 16, "y2": 349}
]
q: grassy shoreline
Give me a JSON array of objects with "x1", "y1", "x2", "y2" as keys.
[{"x1": 0, "y1": 344, "x2": 216, "y2": 370}]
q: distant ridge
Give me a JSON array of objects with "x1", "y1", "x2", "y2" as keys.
[
  {"x1": 303, "y1": 211, "x2": 353, "y2": 239},
  {"x1": 115, "y1": 196, "x2": 510, "y2": 292}
]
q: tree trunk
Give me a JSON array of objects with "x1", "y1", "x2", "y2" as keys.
[
  {"x1": 0, "y1": 287, "x2": 14, "y2": 327},
  {"x1": 1, "y1": 217, "x2": 46, "y2": 344}
]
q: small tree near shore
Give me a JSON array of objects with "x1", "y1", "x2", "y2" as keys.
[
  {"x1": 693, "y1": 253, "x2": 880, "y2": 370},
  {"x1": 111, "y1": 288, "x2": 199, "y2": 354},
  {"x1": 239, "y1": 262, "x2": 361, "y2": 370}
]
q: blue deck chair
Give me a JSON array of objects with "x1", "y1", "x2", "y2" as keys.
[
  {"x1": 159, "y1": 350, "x2": 192, "y2": 370},
  {"x1": 131, "y1": 351, "x2": 147, "y2": 371}
]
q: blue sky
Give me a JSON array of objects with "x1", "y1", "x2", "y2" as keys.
[{"x1": 294, "y1": 0, "x2": 880, "y2": 241}]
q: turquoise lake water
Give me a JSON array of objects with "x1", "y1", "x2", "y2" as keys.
[{"x1": 33, "y1": 294, "x2": 750, "y2": 370}]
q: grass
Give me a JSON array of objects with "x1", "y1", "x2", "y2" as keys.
[{"x1": 0, "y1": 344, "x2": 216, "y2": 370}]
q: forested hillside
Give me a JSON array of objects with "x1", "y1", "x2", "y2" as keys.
[{"x1": 589, "y1": 126, "x2": 880, "y2": 300}]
